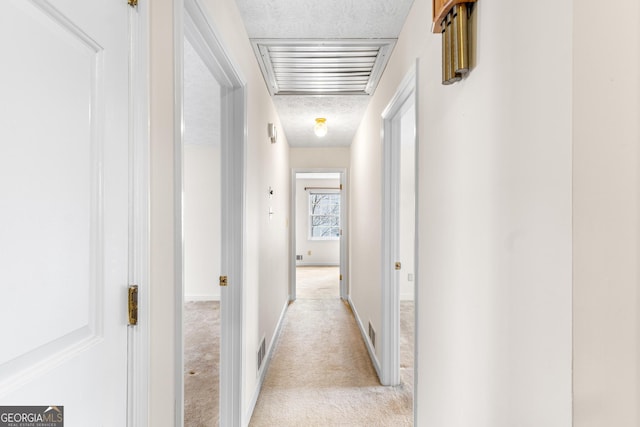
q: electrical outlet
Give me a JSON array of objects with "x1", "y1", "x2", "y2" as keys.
[
  {"x1": 408, "y1": 273, "x2": 414, "y2": 282},
  {"x1": 307, "y1": 250, "x2": 312, "y2": 256}
]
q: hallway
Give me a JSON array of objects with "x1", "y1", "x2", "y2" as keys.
[{"x1": 249, "y1": 267, "x2": 413, "y2": 426}]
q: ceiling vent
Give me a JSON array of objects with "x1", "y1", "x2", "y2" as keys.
[{"x1": 251, "y1": 39, "x2": 396, "y2": 96}]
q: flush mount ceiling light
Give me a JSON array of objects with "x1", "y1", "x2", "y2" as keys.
[{"x1": 314, "y1": 118, "x2": 328, "y2": 137}]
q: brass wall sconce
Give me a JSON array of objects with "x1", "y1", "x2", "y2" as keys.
[{"x1": 432, "y1": 0, "x2": 476, "y2": 85}]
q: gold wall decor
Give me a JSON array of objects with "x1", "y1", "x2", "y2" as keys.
[{"x1": 433, "y1": 0, "x2": 476, "y2": 85}]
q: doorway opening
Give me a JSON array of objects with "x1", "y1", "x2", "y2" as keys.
[
  {"x1": 176, "y1": 1, "x2": 247, "y2": 426},
  {"x1": 290, "y1": 169, "x2": 348, "y2": 301},
  {"x1": 182, "y1": 31, "x2": 222, "y2": 425},
  {"x1": 380, "y1": 62, "x2": 418, "y2": 421}
]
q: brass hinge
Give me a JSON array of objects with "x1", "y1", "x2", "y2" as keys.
[
  {"x1": 128, "y1": 0, "x2": 138, "y2": 8},
  {"x1": 340, "y1": 184, "x2": 343, "y2": 190},
  {"x1": 340, "y1": 274, "x2": 343, "y2": 281},
  {"x1": 219, "y1": 276, "x2": 228, "y2": 287},
  {"x1": 395, "y1": 262, "x2": 402, "y2": 270},
  {"x1": 128, "y1": 285, "x2": 138, "y2": 326}
]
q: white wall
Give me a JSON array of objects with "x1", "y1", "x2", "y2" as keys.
[
  {"x1": 196, "y1": 0, "x2": 291, "y2": 419},
  {"x1": 350, "y1": 0, "x2": 573, "y2": 425},
  {"x1": 573, "y1": 0, "x2": 640, "y2": 425},
  {"x1": 290, "y1": 147, "x2": 350, "y2": 169},
  {"x1": 184, "y1": 144, "x2": 221, "y2": 300},
  {"x1": 148, "y1": 0, "x2": 640, "y2": 425},
  {"x1": 295, "y1": 178, "x2": 341, "y2": 266},
  {"x1": 149, "y1": 0, "x2": 290, "y2": 424},
  {"x1": 149, "y1": 0, "x2": 177, "y2": 423},
  {"x1": 183, "y1": 37, "x2": 221, "y2": 301}
]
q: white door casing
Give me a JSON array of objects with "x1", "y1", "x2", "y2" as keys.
[
  {"x1": 380, "y1": 61, "x2": 419, "y2": 392},
  {"x1": 0, "y1": 0, "x2": 132, "y2": 424},
  {"x1": 289, "y1": 169, "x2": 349, "y2": 301},
  {"x1": 179, "y1": 1, "x2": 247, "y2": 425}
]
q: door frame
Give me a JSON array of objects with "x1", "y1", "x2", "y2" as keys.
[
  {"x1": 290, "y1": 168, "x2": 349, "y2": 301},
  {"x1": 175, "y1": 1, "x2": 247, "y2": 425},
  {"x1": 128, "y1": 0, "x2": 150, "y2": 425},
  {"x1": 380, "y1": 60, "x2": 419, "y2": 394}
]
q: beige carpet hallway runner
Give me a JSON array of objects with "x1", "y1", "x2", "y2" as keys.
[{"x1": 249, "y1": 267, "x2": 413, "y2": 426}]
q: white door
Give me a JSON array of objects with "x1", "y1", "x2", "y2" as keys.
[{"x1": 0, "y1": 0, "x2": 131, "y2": 424}]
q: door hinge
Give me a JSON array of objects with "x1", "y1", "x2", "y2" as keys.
[
  {"x1": 128, "y1": 285, "x2": 138, "y2": 326},
  {"x1": 340, "y1": 274, "x2": 343, "y2": 281},
  {"x1": 395, "y1": 262, "x2": 402, "y2": 270},
  {"x1": 219, "y1": 276, "x2": 228, "y2": 287},
  {"x1": 128, "y1": 0, "x2": 138, "y2": 8},
  {"x1": 339, "y1": 184, "x2": 343, "y2": 190}
]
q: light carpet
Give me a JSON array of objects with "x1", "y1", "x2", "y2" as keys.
[
  {"x1": 184, "y1": 300, "x2": 220, "y2": 426},
  {"x1": 183, "y1": 267, "x2": 414, "y2": 426},
  {"x1": 249, "y1": 267, "x2": 413, "y2": 426}
]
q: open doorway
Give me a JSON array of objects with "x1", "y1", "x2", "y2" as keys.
[
  {"x1": 176, "y1": 1, "x2": 247, "y2": 425},
  {"x1": 290, "y1": 170, "x2": 348, "y2": 301},
  {"x1": 182, "y1": 33, "x2": 222, "y2": 425},
  {"x1": 380, "y1": 62, "x2": 418, "y2": 421}
]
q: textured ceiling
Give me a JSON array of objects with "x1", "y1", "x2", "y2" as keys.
[
  {"x1": 235, "y1": 0, "x2": 413, "y2": 39},
  {"x1": 274, "y1": 95, "x2": 371, "y2": 147},
  {"x1": 235, "y1": 0, "x2": 415, "y2": 147}
]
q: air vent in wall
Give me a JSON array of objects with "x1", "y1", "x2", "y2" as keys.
[
  {"x1": 251, "y1": 39, "x2": 396, "y2": 96},
  {"x1": 257, "y1": 336, "x2": 266, "y2": 373},
  {"x1": 368, "y1": 321, "x2": 376, "y2": 349}
]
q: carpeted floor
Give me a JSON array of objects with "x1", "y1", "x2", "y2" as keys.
[
  {"x1": 184, "y1": 300, "x2": 220, "y2": 426},
  {"x1": 183, "y1": 266, "x2": 414, "y2": 426},
  {"x1": 249, "y1": 266, "x2": 414, "y2": 426},
  {"x1": 296, "y1": 265, "x2": 341, "y2": 299}
]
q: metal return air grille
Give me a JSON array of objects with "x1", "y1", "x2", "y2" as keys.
[{"x1": 251, "y1": 39, "x2": 396, "y2": 96}]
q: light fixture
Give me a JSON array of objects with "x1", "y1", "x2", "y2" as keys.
[
  {"x1": 314, "y1": 118, "x2": 328, "y2": 138},
  {"x1": 267, "y1": 123, "x2": 277, "y2": 144},
  {"x1": 433, "y1": 0, "x2": 476, "y2": 85}
]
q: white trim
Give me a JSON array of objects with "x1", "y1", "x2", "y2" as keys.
[
  {"x1": 348, "y1": 296, "x2": 381, "y2": 378},
  {"x1": 179, "y1": 1, "x2": 247, "y2": 426},
  {"x1": 339, "y1": 171, "x2": 349, "y2": 300},
  {"x1": 295, "y1": 263, "x2": 340, "y2": 267},
  {"x1": 184, "y1": 295, "x2": 221, "y2": 302},
  {"x1": 174, "y1": 0, "x2": 185, "y2": 425},
  {"x1": 380, "y1": 61, "x2": 418, "y2": 388},
  {"x1": 245, "y1": 300, "x2": 289, "y2": 421},
  {"x1": 128, "y1": 1, "x2": 150, "y2": 426},
  {"x1": 290, "y1": 168, "x2": 349, "y2": 302}
]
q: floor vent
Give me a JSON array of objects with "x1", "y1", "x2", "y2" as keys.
[
  {"x1": 368, "y1": 321, "x2": 376, "y2": 349},
  {"x1": 257, "y1": 337, "x2": 266, "y2": 372}
]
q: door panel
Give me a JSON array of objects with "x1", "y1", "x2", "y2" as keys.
[{"x1": 0, "y1": 0, "x2": 130, "y2": 424}]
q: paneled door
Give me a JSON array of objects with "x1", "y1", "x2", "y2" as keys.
[{"x1": 0, "y1": 0, "x2": 132, "y2": 424}]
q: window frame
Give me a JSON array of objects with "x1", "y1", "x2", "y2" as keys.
[{"x1": 307, "y1": 190, "x2": 341, "y2": 241}]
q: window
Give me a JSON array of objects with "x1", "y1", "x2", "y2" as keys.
[{"x1": 309, "y1": 192, "x2": 340, "y2": 240}]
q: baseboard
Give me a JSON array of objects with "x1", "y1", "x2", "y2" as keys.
[
  {"x1": 295, "y1": 263, "x2": 339, "y2": 267},
  {"x1": 347, "y1": 296, "x2": 382, "y2": 380},
  {"x1": 245, "y1": 298, "x2": 289, "y2": 424},
  {"x1": 184, "y1": 294, "x2": 220, "y2": 302}
]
